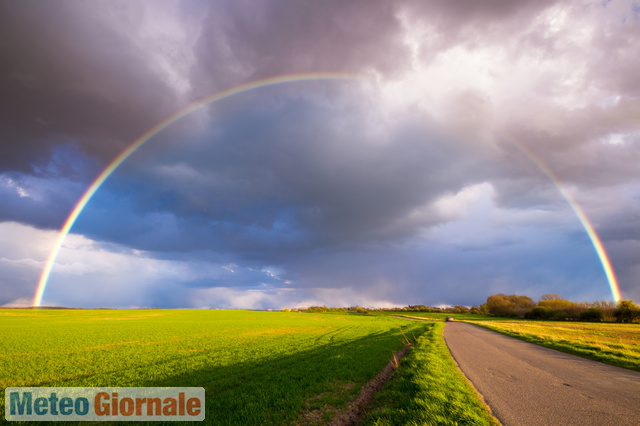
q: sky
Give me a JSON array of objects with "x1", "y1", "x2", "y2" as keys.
[{"x1": 1, "y1": 0, "x2": 639, "y2": 309}]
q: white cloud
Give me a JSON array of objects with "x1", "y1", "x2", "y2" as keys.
[
  {"x1": 1, "y1": 176, "x2": 30, "y2": 198},
  {"x1": 92, "y1": 0, "x2": 200, "y2": 97},
  {"x1": 189, "y1": 285, "x2": 399, "y2": 310},
  {"x1": 2, "y1": 297, "x2": 32, "y2": 308},
  {"x1": 432, "y1": 183, "x2": 493, "y2": 222}
]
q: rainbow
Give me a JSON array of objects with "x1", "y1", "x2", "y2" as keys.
[
  {"x1": 505, "y1": 135, "x2": 622, "y2": 303},
  {"x1": 32, "y1": 72, "x2": 365, "y2": 307},
  {"x1": 32, "y1": 73, "x2": 622, "y2": 306}
]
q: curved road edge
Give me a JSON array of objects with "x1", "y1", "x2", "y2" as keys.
[{"x1": 443, "y1": 321, "x2": 640, "y2": 426}]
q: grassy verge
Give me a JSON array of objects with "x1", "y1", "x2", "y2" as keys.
[
  {"x1": 363, "y1": 322, "x2": 499, "y2": 426},
  {"x1": 466, "y1": 320, "x2": 640, "y2": 372},
  {"x1": 0, "y1": 309, "x2": 431, "y2": 424}
]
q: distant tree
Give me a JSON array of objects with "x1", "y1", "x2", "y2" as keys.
[
  {"x1": 614, "y1": 300, "x2": 640, "y2": 323},
  {"x1": 515, "y1": 295, "x2": 535, "y2": 311},
  {"x1": 579, "y1": 307, "x2": 603, "y2": 321},
  {"x1": 479, "y1": 303, "x2": 490, "y2": 315},
  {"x1": 538, "y1": 295, "x2": 579, "y2": 317},
  {"x1": 525, "y1": 307, "x2": 551, "y2": 319},
  {"x1": 485, "y1": 294, "x2": 535, "y2": 317},
  {"x1": 551, "y1": 311, "x2": 569, "y2": 321},
  {"x1": 485, "y1": 294, "x2": 514, "y2": 317},
  {"x1": 588, "y1": 300, "x2": 617, "y2": 321},
  {"x1": 540, "y1": 293, "x2": 560, "y2": 301},
  {"x1": 469, "y1": 305, "x2": 481, "y2": 315},
  {"x1": 453, "y1": 305, "x2": 469, "y2": 314}
]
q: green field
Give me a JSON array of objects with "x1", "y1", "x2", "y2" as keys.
[
  {"x1": 0, "y1": 309, "x2": 498, "y2": 424},
  {"x1": 465, "y1": 319, "x2": 640, "y2": 372},
  {"x1": 364, "y1": 322, "x2": 498, "y2": 426}
]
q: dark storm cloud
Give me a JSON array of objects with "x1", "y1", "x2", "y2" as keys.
[
  {"x1": 73, "y1": 87, "x2": 488, "y2": 257},
  {"x1": 0, "y1": 1, "x2": 181, "y2": 173},
  {"x1": 0, "y1": 176, "x2": 78, "y2": 230},
  {"x1": 0, "y1": 144, "x2": 98, "y2": 229},
  {"x1": 490, "y1": 102, "x2": 640, "y2": 210},
  {"x1": 407, "y1": 0, "x2": 558, "y2": 21},
  {"x1": 2, "y1": 0, "x2": 639, "y2": 308},
  {"x1": 189, "y1": 0, "x2": 410, "y2": 94}
]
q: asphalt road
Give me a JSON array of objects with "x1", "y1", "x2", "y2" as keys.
[{"x1": 443, "y1": 322, "x2": 640, "y2": 426}]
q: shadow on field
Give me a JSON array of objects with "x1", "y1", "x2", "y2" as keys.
[{"x1": 132, "y1": 329, "x2": 413, "y2": 425}]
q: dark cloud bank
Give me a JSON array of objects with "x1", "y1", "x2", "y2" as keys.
[{"x1": 1, "y1": 0, "x2": 639, "y2": 308}]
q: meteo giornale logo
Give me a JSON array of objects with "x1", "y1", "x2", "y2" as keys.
[{"x1": 5, "y1": 387, "x2": 205, "y2": 422}]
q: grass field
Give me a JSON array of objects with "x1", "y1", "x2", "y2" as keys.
[
  {"x1": 363, "y1": 322, "x2": 498, "y2": 426},
  {"x1": 0, "y1": 308, "x2": 501, "y2": 425},
  {"x1": 17, "y1": 309, "x2": 639, "y2": 424},
  {"x1": 1, "y1": 309, "x2": 427, "y2": 424},
  {"x1": 466, "y1": 319, "x2": 640, "y2": 372}
]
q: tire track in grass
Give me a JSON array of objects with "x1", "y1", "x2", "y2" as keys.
[
  {"x1": 0, "y1": 310, "x2": 429, "y2": 424},
  {"x1": 329, "y1": 343, "x2": 414, "y2": 426},
  {"x1": 362, "y1": 322, "x2": 499, "y2": 426}
]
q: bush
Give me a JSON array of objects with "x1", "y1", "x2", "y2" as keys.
[
  {"x1": 485, "y1": 294, "x2": 535, "y2": 317},
  {"x1": 538, "y1": 294, "x2": 580, "y2": 317},
  {"x1": 579, "y1": 307, "x2": 603, "y2": 321},
  {"x1": 453, "y1": 305, "x2": 470, "y2": 314},
  {"x1": 525, "y1": 307, "x2": 551, "y2": 319},
  {"x1": 551, "y1": 311, "x2": 569, "y2": 321},
  {"x1": 614, "y1": 300, "x2": 640, "y2": 323}
]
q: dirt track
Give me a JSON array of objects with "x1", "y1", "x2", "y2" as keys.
[
  {"x1": 443, "y1": 322, "x2": 640, "y2": 425},
  {"x1": 328, "y1": 343, "x2": 412, "y2": 426}
]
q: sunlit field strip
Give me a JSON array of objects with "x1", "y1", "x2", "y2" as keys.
[
  {"x1": 465, "y1": 320, "x2": 640, "y2": 372},
  {"x1": 0, "y1": 309, "x2": 433, "y2": 424},
  {"x1": 364, "y1": 322, "x2": 499, "y2": 426}
]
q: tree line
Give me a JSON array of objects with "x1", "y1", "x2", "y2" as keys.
[
  {"x1": 286, "y1": 294, "x2": 640, "y2": 323},
  {"x1": 482, "y1": 293, "x2": 640, "y2": 322},
  {"x1": 287, "y1": 304, "x2": 482, "y2": 315}
]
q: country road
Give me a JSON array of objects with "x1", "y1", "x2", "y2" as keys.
[{"x1": 443, "y1": 322, "x2": 640, "y2": 426}]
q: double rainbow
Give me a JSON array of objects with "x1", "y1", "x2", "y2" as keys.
[{"x1": 32, "y1": 73, "x2": 622, "y2": 307}]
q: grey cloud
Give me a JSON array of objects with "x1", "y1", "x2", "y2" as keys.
[
  {"x1": 0, "y1": 173, "x2": 84, "y2": 229},
  {"x1": 189, "y1": 0, "x2": 410, "y2": 94},
  {"x1": 589, "y1": 3, "x2": 640, "y2": 96},
  {"x1": 407, "y1": 0, "x2": 559, "y2": 22},
  {"x1": 2, "y1": 0, "x2": 639, "y2": 308},
  {"x1": 0, "y1": 1, "x2": 182, "y2": 173},
  {"x1": 398, "y1": 0, "x2": 560, "y2": 63},
  {"x1": 608, "y1": 240, "x2": 640, "y2": 301},
  {"x1": 83, "y1": 89, "x2": 490, "y2": 255}
]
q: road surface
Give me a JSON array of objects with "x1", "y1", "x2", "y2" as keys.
[{"x1": 443, "y1": 322, "x2": 640, "y2": 426}]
